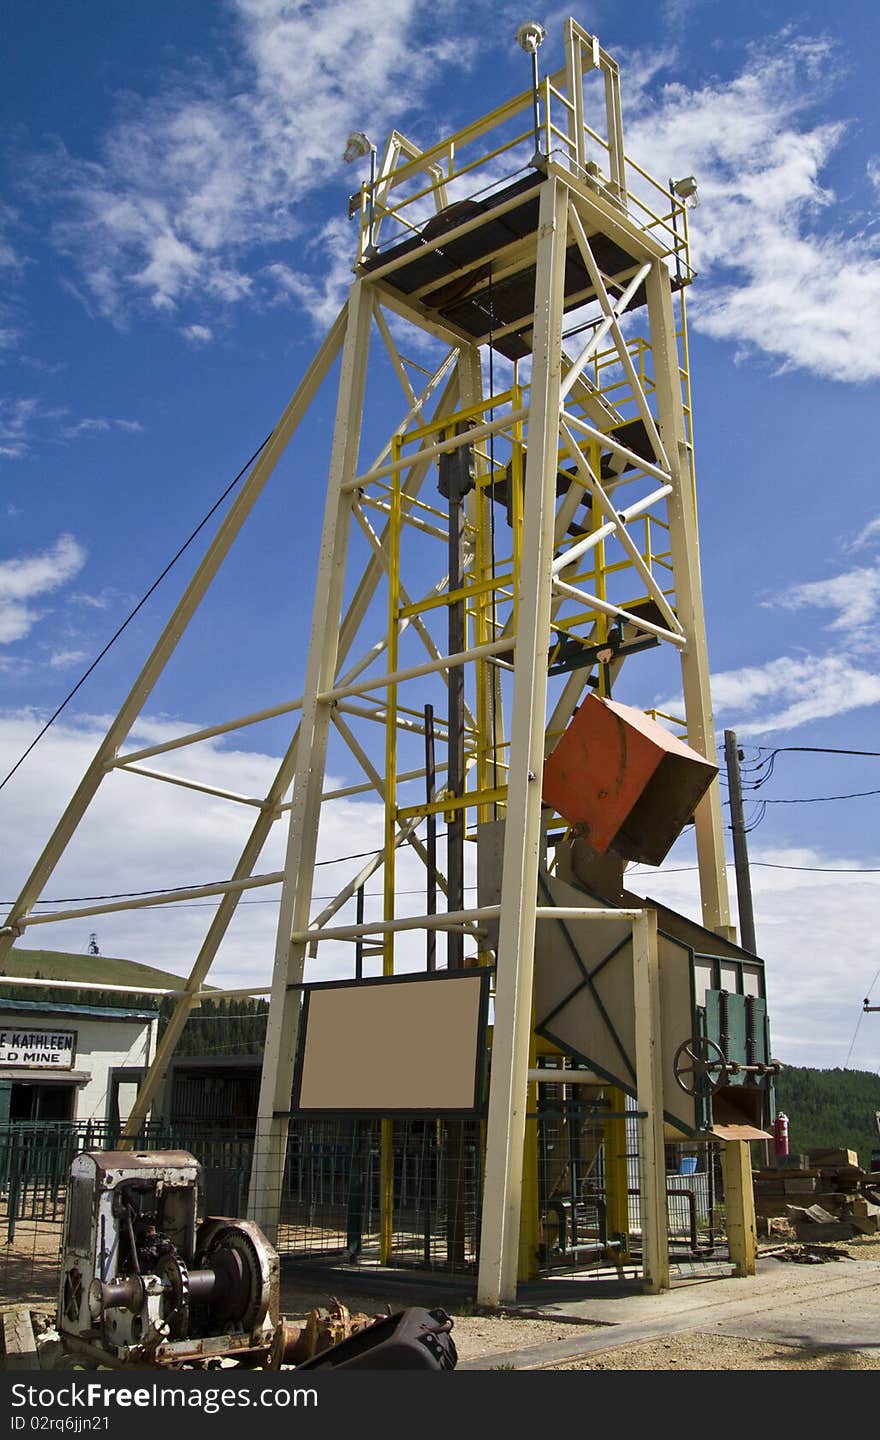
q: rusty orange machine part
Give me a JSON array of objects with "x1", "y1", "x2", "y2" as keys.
[{"x1": 542, "y1": 692, "x2": 717, "y2": 865}]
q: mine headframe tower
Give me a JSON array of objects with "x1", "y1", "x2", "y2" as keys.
[
  {"x1": 243, "y1": 19, "x2": 732, "y2": 1303},
  {"x1": 0, "y1": 19, "x2": 734, "y2": 1307}
]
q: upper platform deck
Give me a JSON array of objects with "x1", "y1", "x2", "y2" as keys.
[
  {"x1": 348, "y1": 19, "x2": 693, "y2": 359},
  {"x1": 361, "y1": 168, "x2": 684, "y2": 361}
]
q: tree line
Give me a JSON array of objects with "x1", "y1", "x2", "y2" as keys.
[
  {"x1": 776, "y1": 1065, "x2": 880, "y2": 1168},
  {"x1": 0, "y1": 976, "x2": 269, "y2": 1056}
]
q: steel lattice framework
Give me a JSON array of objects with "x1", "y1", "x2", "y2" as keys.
[{"x1": 0, "y1": 19, "x2": 733, "y2": 1305}]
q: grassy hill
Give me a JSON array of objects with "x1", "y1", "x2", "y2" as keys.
[
  {"x1": 1, "y1": 946, "x2": 187, "y2": 991},
  {"x1": 0, "y1": 949, "x2": 263, "y2": 1056},
  {"x1": 776, "y1": 1065, "x2": 880, "y2": 1169}
]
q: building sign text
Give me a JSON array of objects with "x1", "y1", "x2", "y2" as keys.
[{"x1": 0, "y1": 1028, "x2": 76, "y2": 1069}]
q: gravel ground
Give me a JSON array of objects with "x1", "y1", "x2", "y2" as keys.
[
  {"x1": 280, "y1": 1237, "x2": 880, "y2": 1369},
  {"x1": 543, "y1": 1333, "x2": 880, "y2": 1370},
  {"x1": 6, "y1": 1231, "x2": 878, "y2": 1371}
]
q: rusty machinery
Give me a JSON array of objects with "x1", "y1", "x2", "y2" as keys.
[{"x1": 58, "y1": 1151, "x2": 457, "y2": 1370}]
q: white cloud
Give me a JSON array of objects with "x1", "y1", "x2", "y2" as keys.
[
  {"x1": 182, "y1": 323, "x2": 213, "y2": 344},
  {"x1": 0, "y1": 535, "x2": 88, "y2": 644},
  {"x1": 657, "y1": 513, "x2": 880, "y2": 733},
  {"x1": 0, "y1": 396, "x2": 39, "y2": 459},
  {"x1": 0, "y1": 206, "x2": 26, "y2": 356},
  {"x1": 0, "y1": 398, "x2": 142, "y2": 456},
  {"x1": 846, "y1": 514, "x2": 880, "y2": 553},
  {"x1": 774, "y1": 566, "x2": 880, "y2": 632},
  {"x1": 626, "y1": 36, "x2": 880, "y2": 382},
  {"x1": 707, "y1": 655, "x2": 880, "y2": 734},
  {"x1": 0, "y1": 710, "x2": 438, "y2": 987},
  {"x1": 61, "y1": 416, "x2": 144, "y2": 440},
  {"x1": 627, "y1": 836, "x2": 880, "y2": 1070},
  {"x1": 37, "y1": 0, "x2": 463, "y2": 324},
  {"x1": 49, "y1": 649, "x2": 90, "y2": 669},
  {"x1": 265, "y1": 216, "x2": 354, "y2": 329}
]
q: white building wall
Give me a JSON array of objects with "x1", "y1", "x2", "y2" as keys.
[
  {"x1": 0, "y1": 1008, "x2": 156, "y2": 1123},
  {"x1": 73, "y1": 1015, "x2": 156, "y2": 1122}
]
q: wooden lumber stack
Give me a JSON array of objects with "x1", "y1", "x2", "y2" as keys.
[{"x1": 752, "y1": 1147, "x2": 880, "y2": 1241}]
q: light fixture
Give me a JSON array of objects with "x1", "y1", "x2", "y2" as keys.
[
  {"x1": 343, "y1": 131, "x2": 378, "y2": 259},
  {"x1": 672, "y1": 174, "x2": 699, "y2": 209},
  {"x1": 515, "y1": 20, "x2": 546, "y2": 53},
  {"x1": 343, "y1": 131, "x2": 374, "y2": 165},
  {"x1": 515, "y1": 21, "x2": 547, "y2": 166}
]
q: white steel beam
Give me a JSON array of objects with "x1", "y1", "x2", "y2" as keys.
[
  {"x1": 632, "y1": 907, "x2": 670, "y2": 1292},
  {"x1": 112, "y1": 763, "x2": 267, "y2": 809},
  {"x1": 318, "y1": 638, "x2": 514, "y2": 704},
  {"x1": 561, "y1": 410, "x2": 671, "y2": 486},
  {"x1": 346, "y1": 408, "x2": 528, "y2": 491},
  {"x1": 552, "y1": 579, "x2": 686, "y2": 648},
  {"x1": 550, "y1": 482, "x2": 673, "y2": 577},
  {"x1": 567, "y1": 202, "x2": 669, "y2": 471},
  {"x1": 248, "y1": 281, "x2": 374, "y2": 1236},
  {"x1": 11, "y1": 869, "x2": 283, "y2": 929},
  {"x1": 644, "y1": 261, "x2": 732, "y2": 937},
  {"x1": 556, "y1": 423, "x2": 682, "y2": 633},
  {"x1": 478, "y1": 177, "x2": 570, "y2": 1308},
  {"x1": 559, "y1": 262, "x2": 651, "y2": 402},
  {"x1": 0, "y1": 308, "x2": 347, "y2": 966}
]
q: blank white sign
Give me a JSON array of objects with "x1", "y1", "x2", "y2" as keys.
[{"x1": 296, "y1": 971, "x2": 486, "y2": 1113}]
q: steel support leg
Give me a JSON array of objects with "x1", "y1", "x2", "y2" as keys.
[
  {"x1": 477, "y1": 178, "x2": 569, "y2": 1307},
  {"x1": 645, "y1": 262, "x2": 732, "y2": 940},
  {"x1": 633, "y1": 908, "x2": 670, "y2": 1293},
  {"x1": 248, "y1": 282, "x2": 374, "y2": 1236},
  {"x1": 722, "y1": 1139, "x2": 757, "y2": 1277}
]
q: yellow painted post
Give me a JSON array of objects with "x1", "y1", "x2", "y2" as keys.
[
  {"x1": 474, "y1": 459, "x2": 491, "y2": 819},
  {"x1": 603, "y1": 1085, "x2": 630, "y2": 1261},
  {"x1": 589, "y1": 439, "x2": 609, "y2": 694},
  {"x1": 722, "y1": 1139, "x2": 757, "y2": 1277}
]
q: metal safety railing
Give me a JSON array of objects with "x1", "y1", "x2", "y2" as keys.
[{"x1": 350, "y1": 19, "x2": 693, "y2": 277}]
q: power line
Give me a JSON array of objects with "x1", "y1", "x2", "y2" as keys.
[
  {"x1": 0, "y1": 432, "x2": 273, "y2": 797},
  {"x1": 627, "y1": 860, "x2": 880, "y2": 875},
  {"x1": 757, "y1": 746, "x2": 880, "y2": 758},
  {"x1": 1, "y1": 844, "x2": 392, "y2": 906},
  {"x1": 0, "y1": 833, "x2": 458, "y2": 909},
  {"x1": 0, "y1": 885, "x2": 482, "y2": 913},
  {"x1": 843, "y1": 965, "x2": 880, "y2": 1067},
  {"x1": 761, "y1": 788, "x2": 880, "y2": 804}
]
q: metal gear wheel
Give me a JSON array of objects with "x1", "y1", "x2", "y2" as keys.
[
  {"x1": 155, "y1": 1247, "x2": 190, "y2": 1340},
  {"x1": 199, "y1": 1223, "x2": 271, "y2": 1334}
]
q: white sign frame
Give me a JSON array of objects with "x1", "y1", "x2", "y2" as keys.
[{"x1": 0, "y1": 1026, "x2": 77, "y2": 1070}]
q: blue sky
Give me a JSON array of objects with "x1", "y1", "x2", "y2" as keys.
[{"x1": 2, "y1": 2, "x2": 880, "y2": 1074}]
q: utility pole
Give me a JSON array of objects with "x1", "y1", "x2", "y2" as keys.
[{"x1": 724, "y1": 729, "x2": 757, "y2": 953}]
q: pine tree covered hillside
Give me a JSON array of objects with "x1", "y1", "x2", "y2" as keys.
[{"x1": 776, "y1": 1066, "x2": 880, "y2": 1169}]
